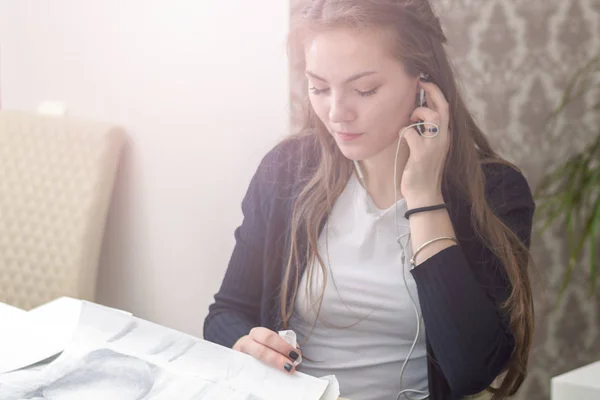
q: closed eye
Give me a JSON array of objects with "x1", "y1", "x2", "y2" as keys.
[
  {"x1": 356, "y1": 87, "x2": 379, "y2": 97},
  {"x1": 309, "y1": 87, "x2": 330, "y2": 95}
]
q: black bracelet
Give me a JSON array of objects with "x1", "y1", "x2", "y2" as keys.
[{"x1": 404, "y1": 203, "x2": 447, "y2": 219}]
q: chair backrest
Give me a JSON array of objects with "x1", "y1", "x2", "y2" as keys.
[{"x1": 0, "y1": 110, "x2": 125, "y2": 309}]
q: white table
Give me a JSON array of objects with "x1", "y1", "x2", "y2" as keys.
[{"x1": 552, "y1": 361, "x2": 600, "y2": 399}]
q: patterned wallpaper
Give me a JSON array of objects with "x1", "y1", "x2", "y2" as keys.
[
  {"x1": 289, "y1": 1, "x2": 600, "y2": 399},
  {"x1": 436, "y1": 1, "x2": 599, "y2": 399}
]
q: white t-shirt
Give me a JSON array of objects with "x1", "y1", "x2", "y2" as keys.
[{"x1": 289, "y1": 174, "x2": 428, "y2": 400}]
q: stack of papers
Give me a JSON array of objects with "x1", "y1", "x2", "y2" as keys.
[
  {"x1": 0, "y1": 299, "x2": 339, "y2": 400},
  {"x1": 0, "y1": 297, "x2": 87, "y2": 374}
]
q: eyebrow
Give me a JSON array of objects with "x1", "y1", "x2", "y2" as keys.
[{"x1": 305, "y1": 70, "x2": 378, "y2": 84}]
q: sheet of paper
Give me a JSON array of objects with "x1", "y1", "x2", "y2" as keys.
[
  {"x1": 0, "y1": 302, "x2": 26, "y2": 320},
  {"x1": 0, "y1": 297, "x2": 131, "y2": 374},
  {"x1": 0, "y1": 301, "x2": 339, "y2": 400},
  {"x1": 319, "y1": 375, "x2": 341, "y2": 400},
  {"x1": 0, "y1": 314, "x2": 57, "y2": 374}
]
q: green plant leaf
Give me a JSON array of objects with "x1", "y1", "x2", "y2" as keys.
[
  {"x1": 537, "y1": 54, "x2": 600, "y2": 301},
  {"x1": 589, "y1": 202, "x2": 599, "y2": 296},
  {"x1": 558, "y1": 195, "x2": 577, "y2": 303},
  {"x1": 547, "y1": 55, "x2": 600, "y2": 126}
]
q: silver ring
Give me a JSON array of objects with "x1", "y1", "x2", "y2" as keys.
[{"x1": 420, "y1": 122, "x2": 440, "y2": 138}]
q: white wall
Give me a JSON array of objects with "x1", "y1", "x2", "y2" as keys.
[{"x1": 0, "y1": 0, "x2": 291, "y2": 337}]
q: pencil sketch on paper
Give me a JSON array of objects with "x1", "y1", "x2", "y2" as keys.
[
  {"x1": 0, "y1": 301, "x2": 336, "y2": 400},
  {"x1": 0, "y1": 346, "x2": 253, "y2": 400},
  {"x1": 0, "y1": 302, "x2": 249, "y2": 400}
]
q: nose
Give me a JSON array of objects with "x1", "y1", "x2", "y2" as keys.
[{"x1": 328, "y1": 95, "x2": 356, "y2": 124}]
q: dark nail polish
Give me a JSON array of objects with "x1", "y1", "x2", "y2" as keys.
[
  {"x1": 289, "y1": 351, "x2": 299, "y2": 361},
  {"x1": 284, "y1": 363, "x2": 293, "y2": 372}
]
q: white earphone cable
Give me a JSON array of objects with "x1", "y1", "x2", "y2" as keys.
[
  {"x1": 352, "y1": 120, "x2": 439, "y2": 400},
  {"x1": 394, "y1": 121, "x2": 439, "y2": 400}
]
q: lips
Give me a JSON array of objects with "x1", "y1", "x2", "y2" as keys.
[{"x1": 336, "y1": 132, "x2": 363, "y2": 141}]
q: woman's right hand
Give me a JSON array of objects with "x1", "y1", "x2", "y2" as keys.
[{"x1": 233, "y1": 327, "x2": 301, "y2": 373}]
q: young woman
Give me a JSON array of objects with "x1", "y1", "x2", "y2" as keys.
[{"x1": 204, "y1": 1, "x2": 535, "y2": 399}]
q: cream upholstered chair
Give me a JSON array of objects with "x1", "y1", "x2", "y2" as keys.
[{"x1": 0, "y1": 110, "x2": 124, "y2": 310}]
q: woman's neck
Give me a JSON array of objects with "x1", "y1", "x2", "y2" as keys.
[{"x1": 356, "y1": 139, "x2": 409, "y2": 209}]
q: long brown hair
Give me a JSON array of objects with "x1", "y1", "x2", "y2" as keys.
[{"x1": 280, "y1": 1, "x2": 534, "y2": 398}]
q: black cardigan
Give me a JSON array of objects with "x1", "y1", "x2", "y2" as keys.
[{"x1": 204, "y1": 135, "x2": 535, "y2": 399}]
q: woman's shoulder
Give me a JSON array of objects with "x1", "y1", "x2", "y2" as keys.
[
  {"x1": 480, "y1": 160, "x2": 536, "y2": 212},
  {"x1": 446, "y1": 160, "x2": 535, "y2": 246},
  {"x1": 255, "y1": 133, "x2": 320, "y2": 183},
  {"x1": 248, "y1": 133, "x2": 320, "y2": 199},
  {"x1": 263, "y1": 132, "x2": 319, "y2": 164}
]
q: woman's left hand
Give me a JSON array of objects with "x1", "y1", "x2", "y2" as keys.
[{"x1": 400, "y1": 80, "x2": 451, "y2": 209}]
